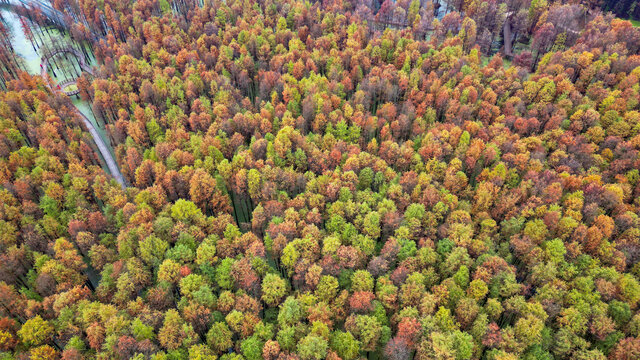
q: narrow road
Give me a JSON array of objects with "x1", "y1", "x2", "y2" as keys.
[
  {"x1": 76, "y1": 110, "x2": 126, "y2": 189},
  {"x1": 36, "y1": 46, "x2": 125, "y2": 188}
]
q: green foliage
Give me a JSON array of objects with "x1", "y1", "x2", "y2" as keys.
[
  {"x1": 278, "y1": 297, "x2": 304, "y2": 327},
  {"x1": 330, "y1": 331, "x2": 361, "y2": 360},
  {"x1": 297, "y1": 335, "x2": 328, "y2": 360},
  {"x1": 262, "y1": 273, "x2": 288, "y2": 306},
  {"x1": 216, "y1": 258, "x2": 235, "y2": 290},
  {"x1": 171, "y1": 200, "x2": 203, "y2": 222},
  {"x1": 18, "y1": 316, "x2": 53, "y2": 347},
  {"x1": 207, "y1": 322, "x2": 233, "y2": 353},
  {"x1": 131, "y1": 318, "x2": 155, "y2": 341},
  {"x1": 241, "y1": 336, "x2": 264, "y2": 360}
]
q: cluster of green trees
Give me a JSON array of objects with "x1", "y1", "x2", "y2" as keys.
[{"x1": 1, "y1": 0, "x2": 640, "y2": 359}]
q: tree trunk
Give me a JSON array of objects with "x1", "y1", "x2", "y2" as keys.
[{"x1": 503, "y1": 18, "x2": 513, "y2": 57}]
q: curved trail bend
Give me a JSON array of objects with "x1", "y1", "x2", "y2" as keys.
[
  {"x1": 1, "y1": 0, "x2": 125, "y2": 188},
  {"x1": 76, "y1": 110, "x2": 126, "y2": 189},
  {"x1": 39, "y1": 47, "x2": 125, "y2": 189}
]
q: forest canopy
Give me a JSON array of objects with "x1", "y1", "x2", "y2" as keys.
[{"x1": 1, "y1": 0, "x2": 640, "y2": 359}]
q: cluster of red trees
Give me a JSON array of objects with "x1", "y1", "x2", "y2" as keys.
[{"x1": 1, "y1": 0, "x2": 640, "y2": 359}]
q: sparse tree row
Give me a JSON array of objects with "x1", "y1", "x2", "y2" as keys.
[{"x1": 1, "y1": 0, "x2": 640, "y2": 359}]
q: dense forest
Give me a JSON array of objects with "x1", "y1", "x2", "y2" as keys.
[{"x1": 1, "y1": 0, "x2": 640, "y2": 359}]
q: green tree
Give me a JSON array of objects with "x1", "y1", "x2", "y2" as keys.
[
  {"x1": 189, "y1": 344, "x2": 217, "y2": 360},
  {"x1": 297, "y1": 335, "x2": 328, "y2": 360},
  {"x1": 345, "y1": 315, "x2": 383, "y2": 352},
  {"x1": 132, "y1": 318, "x2": 155, "y2": 341},
  {"x1": 180, "y1": 274, "x2": 207, "y2": 298},
  {"x1": 315, "y1": 276, "x2": 339, "y2": 302},
  {"x1": 216, "y1": 258, "x2": 236, "y2": 290},
  {"x1": 351, "y1": 270, "x2": 374, "y2": 293},
  {"x1": 330, "y1": 331, "x2": 361, "y2": 360},
  {"x1": 159, "y1": 309, "x2": 197, "y2": 350},
  {"x1": 241, "y1": 336, "x2": 264, "y2": 360},
  {"x1": 362, "y1": 212, "x2": 381, "y2": 239},
  {"x1": 18, "y1": 316, "x2": 53, "y2": 347},
  {"x1": 262, "y1": 273, "x2": 288, "y2": 306},
  {"x1": 278, "y1": 297, "x2": 304, "y2": 327},
  {"x1": 139, "y1": 235, "x2": 169, "y2": 266},
  {"x1": 171, "y1": 199, "x2": 204, "y2": 222},
  {"x1": 207, "y1": 322, "x2": 233, "y2": 353}
]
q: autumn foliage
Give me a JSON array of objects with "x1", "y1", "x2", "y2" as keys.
[{"x1": 1, "y1": 0, "x2": 640, "y2": 359}]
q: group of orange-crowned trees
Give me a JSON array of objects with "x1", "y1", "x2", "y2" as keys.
[{"x1": 2, "y1": 0, "x2": 640, "y2": 359}]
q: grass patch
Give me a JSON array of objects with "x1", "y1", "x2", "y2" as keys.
[
  {"x1": 63, "y1": 84, "x2": 78, "y2": 92},
  {"x1": 619, "y1": 18, "x2": 640, "y2": 27},
  {"x1": 480, "y1": 56, "x2": 512, "y2": 69}
]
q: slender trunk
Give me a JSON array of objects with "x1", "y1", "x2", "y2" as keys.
[{"x1": 532, "y1": 51, "x2": 540, "y2": 72}]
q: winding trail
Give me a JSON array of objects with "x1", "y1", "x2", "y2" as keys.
[
  {"x1": 38, "y1": 46, "x2": 126, "y2": 188},
  {"x1": 76, "y1": 110, "x2": 127, "y2": 189},
  {"x1": 40, "y1": 46, "x2": 94, "y2": 95},
  {"x1": 2, "y1": 0, "x2": 126, "y2": 188}
]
